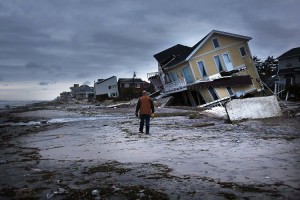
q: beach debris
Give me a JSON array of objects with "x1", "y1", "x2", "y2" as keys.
[
  {"x1": 31, "y1": 168, "x2": 43, "y2": 172},
  {"x1": 112, "y1": 185, "x2": 120, "y2": 192},
  {"x1": 92, "y1": 189, "x2": 100, "y2": 196},
  {"x1": 40, "y1": 120, "x2": 48, "y2": 124},
  {"x1": 46, "y1": 188, "x2": 68, "y2": 199},
  {"x1": 0, "y1": 160, "x2": 7, "y2": 164},
  {"x1": 225, "y1": 96, "x2": 282, "y2": 121},
  {"x1": 106, "y1": 102, "x2": 132, "y2": 108}
]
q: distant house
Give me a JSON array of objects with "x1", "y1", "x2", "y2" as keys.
[
  {"x1": 70, "y1": 84, "x2": 94, "y2": 101},
  {"x1": 276, "y1": 47, "x2": 300, "y2": 99},
  {"x1": 118, "y1": 78, "x2": 151, "y2": 99},
  {"x1": 59, "y1": 91, "x2": 71, "y2": 101},
  {"x1": 94, "y1": 76, "x2": 119, "y2": 101},
  {"x1": 149, "y1": 30, "x2": 263, "y2": 107}
]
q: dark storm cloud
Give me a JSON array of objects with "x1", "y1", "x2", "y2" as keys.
[
  {"x1": 0, "y1": 0, "x2": 299, "y2": 87},
  {"x1": 39, "y1": 82, "x2": 51, "y2": 86}
]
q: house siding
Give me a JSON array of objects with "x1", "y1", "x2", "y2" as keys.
[
  {"x1": 189, "y1": 34, "x2": 261, "y2": 98},
  {"x1": 153, "y1": 30, "x2": 263, "y2": 106},
  {"x1": 94, "y1": 76, "x2": 119, "y2": 98}
]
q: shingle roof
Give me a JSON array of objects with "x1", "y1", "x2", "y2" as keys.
[
  {"x1": 153, "y1": 44, "x2": 192, "y2": 68},
  {"x1": 277, "y1": 47, "x2": 300, "y2": 59},
  {"x1": 118, "y1": 78, "x2": 143, "y2": 83}
]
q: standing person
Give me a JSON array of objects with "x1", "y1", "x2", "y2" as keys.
[{"x1": 135, "y1": 90, "x2": 154, "y2": 134}]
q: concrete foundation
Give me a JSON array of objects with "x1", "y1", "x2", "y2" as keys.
[{"x1": 226, "y1": 95, "x2": 282, "y2": 121}]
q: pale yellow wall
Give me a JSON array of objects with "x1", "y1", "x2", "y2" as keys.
[
  {"x1": 215, "y1": 87, "x2": 229, "y2": 98},
  {"x1": 162, "y1": 32, "x2": 263, "y2": 105},
  {"x1": 190, "y1": 38, "x2": 250, "y2": 80},
  {"x1": 166, "y1": 61, "x2": 194, "y2": 81},
  {"x1": 198, "y1": 88, "x2": 213, "y2": 102}
]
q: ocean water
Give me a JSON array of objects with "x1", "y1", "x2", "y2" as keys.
[{"x1": 0, "y1": 100, "x2": 43, "y2": 109}]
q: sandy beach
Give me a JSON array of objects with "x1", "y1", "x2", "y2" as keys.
[{"x1": 0, "y1": 101, "x2": 300, "y2": 199}]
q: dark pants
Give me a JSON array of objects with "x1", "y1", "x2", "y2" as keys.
[{"x1": 139, "y1": 114, "x2": 150, "y2": 134}]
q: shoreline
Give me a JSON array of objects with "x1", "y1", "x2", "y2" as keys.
[{"x1": 1, "y1": 101, "x2": 300, "y2": 199}]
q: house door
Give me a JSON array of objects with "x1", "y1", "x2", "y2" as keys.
[
  {"x1": 182, "y1": 66, "x2": 193, "y2": 84},
  {"x1": 222, "y1": 53, "x2": 234, "y2": 71}
]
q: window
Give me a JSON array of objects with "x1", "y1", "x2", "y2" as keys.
[
  {"x1": 226, "y1": 87, "x2": 234, "y2": 96},
  {"x1": 124, "y1": 83, "x2": 130, "y2": 88},
  {"x1": 212, "y1": 38, "x2": 220, "y2": 49},
  {"x1": 222, "y1": 53, "x2": 234, "y2": 71},
  {"x1": 208, "y1": 87, "x2": 219, "y2": 100},
  {"x1": 182, "y1": 66, "x2": 194, "y2": 84},
  {"x1": 214, "y1": 55, "x2": 223, "y2": 72},
  {"x1": 169, "y1": 71, "x2": 178, "y2": 82},
  {"x1": 197, "y1": 61, "x2": 208, "y2": 79},
  {"x1": 135, "y1": 83, "x2": 140, "y2": 88},
  {"x1": 108, "y1": 86, "x2": 111, "y2": 89},
  {"x1": 240, "y1": 47, "x2": 247, "y2": 57}
]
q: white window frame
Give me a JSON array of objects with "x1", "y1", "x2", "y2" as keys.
[{"x1": 222, "y1": 52, "x2": 234, "y2": 71}]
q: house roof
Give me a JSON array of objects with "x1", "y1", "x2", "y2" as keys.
[
  {"x1": 277, "y1": 47, "x2": 300, "y2": 59},
  {"x1": 153, "y1": 44, "x2": 193, "y2": 68},
  {"x1": 118, "y1": 78, "x2": 143, "y2": 83},
  {"x1": 95, "y1": 76, "x2": 116, "y2": 84},
  {"x1": 278, "y1": 67, "x2": 300, "y2": 75},
  {"x1": 153, "y1": 30, "x2": 251, "y2": 69}
]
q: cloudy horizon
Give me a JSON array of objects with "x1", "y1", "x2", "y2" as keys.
[{"x1": 0, "y1": 0, "x2": 299, "y2": 101}]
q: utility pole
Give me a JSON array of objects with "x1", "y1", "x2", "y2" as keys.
[{"x1": 132, "y1": 71, "x2": 136, "y2": 98}]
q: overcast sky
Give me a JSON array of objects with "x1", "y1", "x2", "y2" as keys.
[{"x1": 0, "y1": 0, "x2": 299, "y2": 101}]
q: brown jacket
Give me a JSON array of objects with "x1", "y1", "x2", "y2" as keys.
[{"x1": 136, "y1": 95, "x2": 154, "y2": 115}]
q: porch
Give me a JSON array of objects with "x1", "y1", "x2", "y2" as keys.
[{"x1": 163, "y1": 79, "x2": 187, "y2": 94}]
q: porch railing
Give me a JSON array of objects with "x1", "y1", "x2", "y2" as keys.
[{"x1": 163, "y1": 79, "x2": 187, "y2": 93}]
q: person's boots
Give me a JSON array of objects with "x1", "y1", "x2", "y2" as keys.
[{"x1": 146, "y1": 126, "x2": 149, "y2": 134}]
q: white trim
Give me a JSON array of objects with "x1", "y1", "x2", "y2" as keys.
[
  {"x1": 198, "y1": 96, "x2": 230, "y2": 108},
  {"x1": 189, "y1": 41, "x2": 246, "y2": 61},
  {"x1": 222, "y1": 52, "x2": 234, "y2": 71}
]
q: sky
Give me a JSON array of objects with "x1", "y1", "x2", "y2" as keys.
[{"x1": 0, "y1": 0, "x2": 299, "y2": 101}]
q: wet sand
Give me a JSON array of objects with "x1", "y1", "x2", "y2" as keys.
[{"x1": 0, "y1": 101, "x2": 300, "y2": 199}]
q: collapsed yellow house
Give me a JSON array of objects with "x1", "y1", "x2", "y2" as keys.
[{"x1": 148, "y1": 30, "x2": 263, "y2": 107}]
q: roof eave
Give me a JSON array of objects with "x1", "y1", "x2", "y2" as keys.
[{"x1": 185, "y1": 30, "x2": 251, "y2": 61}]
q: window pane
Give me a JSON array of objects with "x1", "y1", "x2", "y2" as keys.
[
  {"x1": 208, "y1": 86, "x2": 219, "y2": 100},
  {"x1": 212, "y1": 38, "x2": 220, "y2": 48},
  {"x1": 226, "y1": 87, "x2": 234, "y2": 96},
  {"x1": 197, "y1": 61, "x2": 207, "y2": 78},
  {"x1": 240, "y1": 47, "x2": 246, "y2": 57},
  {"x1": 214, "y1": 55, "x2": 223, "y2": 72}
]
